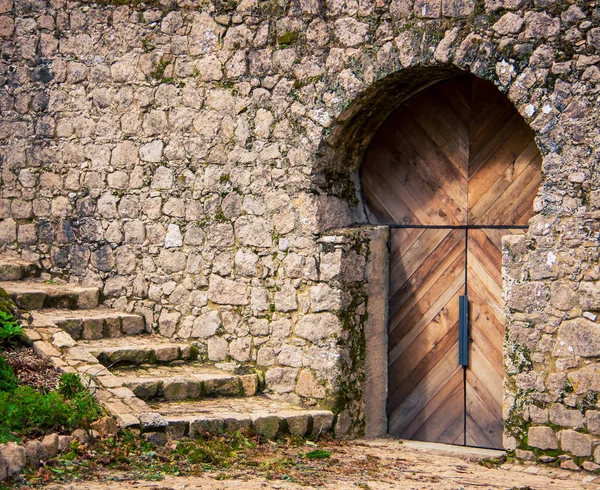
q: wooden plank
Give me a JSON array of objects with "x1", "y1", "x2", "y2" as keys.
[
  {"x1": 389, "y1": 348, "x2": 463, "y2": 437},
  {"x1": 389, "y1": 256, "x2": 465, "y2": 360},
  {"x1": 389, "y1": 291, "x2": 461, "y2": 402},
  {"x1": 389, "y1": 229, "x2": 464, "y2": 320}
]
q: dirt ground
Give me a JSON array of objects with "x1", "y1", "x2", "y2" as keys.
[{"x1": 41, "y1": 439, "x2": 599, "y2": 490}]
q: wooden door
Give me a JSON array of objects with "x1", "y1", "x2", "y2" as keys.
[
  {"x1": 388, "y1": 228, "x2": 466, "y2": 443},
  {"x1": 361, "y1": 74, "x2": 541, "y2": 449}
]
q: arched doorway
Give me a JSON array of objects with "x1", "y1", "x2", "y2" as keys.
[{"x1": 361, "y1": 74, "x2": 542, "y2": 449}]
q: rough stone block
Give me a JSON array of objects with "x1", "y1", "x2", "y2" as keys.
[
  {"x1": 554, "y1": 319, "x2": 600, "y2": 358},
  {"x1": 24, "y1": 441, "x2": 47, "y2": 468},
  {"x1": 0, "y1": 443, "x2": 26, "y2": 478},
  {"x1": 41, "y1": 434, "x2": 59, "y2": 458},
  {"x1": 280, "y1": 412, "x2": 309, "y2": 437},
  {"x1": 240, "y1": 374, "x2": 258, "y2": 396},
  {"x1": 82, "y1": 318, "x2": 104, "y2": 340},
  {"x1": 559, "y1": 430, "x2": 593, "y2": 457},
  {"x1": 310, "y1": 411, "x2": 334, "y2": 437},
  {"x1": 189, "y1": 417, "x2": 224, "y2": 436},
  {"x1": 165, "y1": 420, "x2": 189, "y2": 439},
  {"x1": 549, "y1": 404, "x2": 584, "y2": 429},
  {"x1": 252, "y1": 414, "x2": 280, "y2": 439},
  {"x1": 528, "y1": 426, "x2": 557, "y2": 450},
  {"x1": 295, "y1": 313, "x2": 341, "y2": 343},
  {"x1": 162, "y1": 379, "x2": 202, "y2": 401},
  {"x1": 121, "y1": 315, "x2": 145, "y2": 335},
  {"x1": 208, "y1": 275, "x2": 249, "y2": 306},
  {"x1": 442, "y1": 0, "x2": 474, "y2": 17}
]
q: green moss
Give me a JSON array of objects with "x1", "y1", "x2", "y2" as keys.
[
  {"x1": 0, "y1": 288, "x2": 16, "y2": 316},
  {"x1": 504, "y1": 389, "x2": 533, "y2": 449},
  {"x1": 219, "y1": 173, "x2": 231, "y2": 183},
  {"x1": 141, "y1": 38, "x2": 155, "y2": 53},
  {"x1": 278, "y1": 31, "x2": 298, "y2": 49},
  {"x1": 188, "y1": 345, "x2": 200, "y2": 361},
  {"x1": 326, "y1": 233, "x2": 371, "y2": 437},
  {"x1": 150, "y1": 58, "x2": 184, "y2": 87}
]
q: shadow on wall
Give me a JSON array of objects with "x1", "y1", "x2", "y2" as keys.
[{"x1": 310, "y1": 66, "x2": 467, "y2": 230}]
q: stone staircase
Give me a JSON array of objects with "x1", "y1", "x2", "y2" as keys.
[{"x1": 0, "y1": 254, "x2": 335, "y2": 440}]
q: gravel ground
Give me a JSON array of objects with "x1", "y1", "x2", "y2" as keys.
[{"x1": 39, "y1": 439, "x2": 599, "y2": 490}]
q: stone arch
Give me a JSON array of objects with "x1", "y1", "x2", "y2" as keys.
[{"x1": 309, "y1": 38, "x2": 553, "y2": 439}]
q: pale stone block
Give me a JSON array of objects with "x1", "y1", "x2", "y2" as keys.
[
  {"x1": 295, "y1": 313, "x2": 341, "y2": 343},
  {"x1": 528, "y1": 426, "x2": 557, "y2": 450},
  {"x1": 559, "y1": 430, "x2": 593, "y2": 457},
  {"x1": 208, "y1": 274, "x2": 248, "y2": 305},
  {"x1": 207, "y1": 337, "x2": 228, "y2": 361}
]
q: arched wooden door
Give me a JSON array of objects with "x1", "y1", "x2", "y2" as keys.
[{"x1": 361, "y1": 75, "x2": 541, "y2": 449}]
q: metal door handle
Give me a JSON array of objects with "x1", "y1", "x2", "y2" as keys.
[{"x1": 459, "y1": 295, "x2": 469, "y2": 367}]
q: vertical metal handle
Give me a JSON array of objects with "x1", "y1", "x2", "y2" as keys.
[{"x1": 459, "y1": 295, "x2": 469, "y2": 367}]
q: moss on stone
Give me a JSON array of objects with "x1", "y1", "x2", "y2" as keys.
[
  {"x1": 0, "y1": 288, "x2": 17, "y2": 316},
  {"x1": 278, "y1": 31, "x2": 298, "y2": 49}
]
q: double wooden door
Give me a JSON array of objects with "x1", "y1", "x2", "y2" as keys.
[{"x1": 361, "y1": 75, "x2": 541, "y2": 448}]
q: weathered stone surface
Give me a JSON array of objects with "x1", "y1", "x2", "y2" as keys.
[
  {"x1": 0, "y1": 443, "x2": 26, "y2": 478},
  {"x1": 553, "y1": 319, "x2": 600, "y2": 358},
  {"x1": 567, "y1": 365, "x2": 600, "y2": 395},
  {"x1": 295, "y1": 369, "x2": 325, "y2": 399},
  {"x1": 559, "y1": 430, "x2": 593, "y2": 457},
  {"x1": 585, "y1": 410, "x2": 600, "y2": 435},
  {"x1": 24, "y1": 440, "x2": 47, "y2": 468},
  {"x1": 164, "y1": 224, "x2": 183, "y2": 248},
  {"x1": 265, "y1": 367, "x2": 298, "y2": 393},
  {"x1": 528, "y1": 426, "x2": 557, "y2": 450},
  {"x1": 207, "y1": 275, "x2": 248, "y2": 305},
  {"x1": 295, "y1": 313, "x2": 341, "y2": 343},
  {"x1": 550, "y1": 404, "x2": 584, "y2": 429},
  {"x1": 41, "y1": 434, "x2": 59, "y2": 458}
]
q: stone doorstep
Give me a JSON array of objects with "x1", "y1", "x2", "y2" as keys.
[
  {"x1": 36, "y1": 309, "x2": 146, "y2": 340},
  {"x1": 0, "y1": 280, "x2": 99, "y2": 310},
  {"x1": 118, "y1": 371, "x2": 259, "y2": 401},
  {"x1": 82, "y1": 340, "x2": 196, "y2": 366},
  {"x1": 0, "y1": 258, "x2": 40, "y2": 281}
]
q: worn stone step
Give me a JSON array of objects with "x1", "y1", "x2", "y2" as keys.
[
  {"x1": 0, "y1": 280, "x2": 99, "y2": 310},
  {"x1": 79, "y1": 335, "x2": 197, "y2": 367},
  {"x1": 36, "y1": 308, "x2": 146, "y2": 340},
  {"x1": 112, "y1": 364, "x2": 259, "y2": 401},
  {"x1": 151, "y1": 397, "x2": 335, "y2": 440},
  {"x1": 0, "y1": 256, "x2": 40, "y2": 281}
]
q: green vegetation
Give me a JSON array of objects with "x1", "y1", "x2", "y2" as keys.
[
  {"x1": 0, "y1": 287, "x2": 16, "y2": 316},
  {"x1": 0, "y1": 308, "x2": 102, "y2": 444},
  {"x1": 0, "y1": 370, "x2": 102, "y2": 443},
  {"x1": 278, "y1": 31, "x2": 298, "y2": 49},
  {"x1": 305, "y1": 449, "x2": 331, "y2": 459},
  {"x1": 0, "y1": 311, "x2": 23, "y2": 347}
]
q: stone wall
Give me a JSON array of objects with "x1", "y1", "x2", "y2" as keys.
[{"x1": 1, "y1": 0, "x2": 600, "y2": 458}]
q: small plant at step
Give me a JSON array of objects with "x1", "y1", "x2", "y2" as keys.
[
  {"x1": 0, "y1": 355, "x2": 18, "y2": 392},
  {"x1": 0, "y1": 311, "x2": 23, "y2": 347}
]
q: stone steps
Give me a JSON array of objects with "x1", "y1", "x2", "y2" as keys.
[
  {"x1": 113, "y1": 364, "x2": 259, "y2": 402},
  {"x1": 0, "y1": 280, "x2": 99, "y2": 310},
  {"x1": 150, "y1": 396, "x2": 335, "y2": 439},
  {"x1": 79, "y1": 335, "x2": 197, "y2": 366},
  {"x1": 0, "y1": 257, "x2": 40, "y2": 281},
  {"x1": 36, "y1": 308, "x2": 146, "y2": 340}
]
